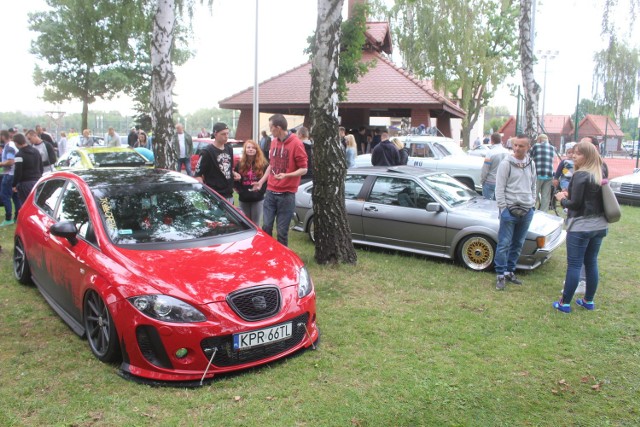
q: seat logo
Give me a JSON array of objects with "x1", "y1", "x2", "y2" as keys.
[{"x1": 251, "y1": 296, "x2": 267, "y2": 311}]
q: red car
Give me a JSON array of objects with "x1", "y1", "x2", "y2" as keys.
[
  {"x1": 13, "y1": 168, "x2": 318, "y2": 384},
  {"x1": 190, "y1": 138, "x2": 243, "y2": 172}
]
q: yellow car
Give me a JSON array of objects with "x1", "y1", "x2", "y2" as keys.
[{"x1": 55, "y1": 147, "x2": 153, "y2": 170}]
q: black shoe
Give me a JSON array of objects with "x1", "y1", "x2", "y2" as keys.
[{"x1": 505, "y1": 272, "x2": 522, "y2": 285}]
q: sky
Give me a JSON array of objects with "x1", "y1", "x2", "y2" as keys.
[{"x1": 2, "y1": 0, "x2": 638, "y2": 120}]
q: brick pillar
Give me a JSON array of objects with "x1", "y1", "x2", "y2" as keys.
[
  {"x1": 438, "y1": 117, "x2": 452, "y2": 138},
  {"x1": 235, "y1": 109, "x2": 253, "y2": 141},
  {"x1": 410, "y1": 108, "x2": 431, "y2": 130}
]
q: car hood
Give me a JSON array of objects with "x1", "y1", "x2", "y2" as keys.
[
  {"x1": 111, "y1": 232, "x2": 302, "y2": 304},
  {"x1": 612, "y1": 172, "x2": 640, "y2": 184},
  {"x1": 436, "y1": 155, "x2": 484, "y2": 168},
  {"x1": 453, "y1": 198, "x2": 563, "y2": 236}
]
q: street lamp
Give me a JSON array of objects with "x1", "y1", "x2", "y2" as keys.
[{"x1": 537, "y1": 49, "x2": 559, "y2": 128}]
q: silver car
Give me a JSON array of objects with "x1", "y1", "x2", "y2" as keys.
[
  {"x1": 355, "y1": 135, "x2": 484, "y2": 192},
  {"x1": 293, "y1": 166, "x2": 566, "y2": 271}
]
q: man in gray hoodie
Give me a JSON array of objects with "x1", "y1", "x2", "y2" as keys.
[{"x1": 494, "y1": 135, "x2": 537, "y2": 290}]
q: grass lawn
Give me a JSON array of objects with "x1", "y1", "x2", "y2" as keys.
[{"x1": 0, "y1": 206, "x2": 639, "y2": 426}]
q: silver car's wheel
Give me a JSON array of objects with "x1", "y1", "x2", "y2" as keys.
[
  {"x1": 308, "y1": 217, "x2": 315, "y2": 243},
  {"x1": 458, "y1": 235, "x2": 495, "y2": 271}
]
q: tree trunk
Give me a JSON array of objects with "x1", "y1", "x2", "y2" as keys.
[
  {"x1": 150, "y1": 0, "x2": 178, "y2": 169},
  {"x1": 309, "y1": 0, "x2": 357, "y2": 265},
  {"x1": 519, "y1": 0, "x2": 540, "y2": 139}
]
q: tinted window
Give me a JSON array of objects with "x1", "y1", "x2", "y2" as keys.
[
  {"x1": 68, "y1": 151, "x2": 83, "y2": 168},
  {"x1": 35, "y1": 179, "x2": 65, "y2": 217},
  {"x1": 88, "y1": 151, "x2": 146, "y2": 167},
  {"x1": 94, "y1": 183, "x2": 251, "y2": 245},
  {"x1": 421, "y1": 173, "x2": 477, "y2": 206},
  {"x1": 408, "y1": 143, "x2": 433, "y2": 158},
  {"x1": 345, "y1": 174, "x2": 367, "y2": 199},
  {"x1": 368, "y1": 177, "x2": 432, "y2": 208},
  {"x1": 57, "y1": 182, "x2": 92, "y2": 240}
]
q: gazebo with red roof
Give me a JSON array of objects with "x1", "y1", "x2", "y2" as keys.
[{"x1": 219, "y1": 7, "x2": 465, "y2": 140}]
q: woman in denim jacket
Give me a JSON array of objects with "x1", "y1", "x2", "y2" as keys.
[{"x1": 553, "y1": 141, "x2": 608, "y2": 313}]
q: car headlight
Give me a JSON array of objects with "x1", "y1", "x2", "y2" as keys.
[
  {"x1": 609, "y1": 181, "x2": 621, "y2": 191},
  {"x1": 298, "y1": 266, "x2": 313, "y2": 298},
  {"x1": 127, "y1": 295, "x2": 206, "y2": 323}
]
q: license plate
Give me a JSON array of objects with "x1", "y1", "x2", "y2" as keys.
[{"x1": 233, "y1": 322, "x2": 292, "y2": 350}]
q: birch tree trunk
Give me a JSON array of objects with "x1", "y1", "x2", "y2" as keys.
[
  {"x1": 519, "y1": 0, "x2": 540, "y2": 139},
  {"x1": 151, "y1": 0, "x2": 178, "y2": 169},
  {"x1": 309, "y1": 0, "x2": 357, "y2": 265}
]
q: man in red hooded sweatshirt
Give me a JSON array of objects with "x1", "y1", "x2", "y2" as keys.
[{"x1": 253, "y1": 114, "x2": 307, "y2": 246}]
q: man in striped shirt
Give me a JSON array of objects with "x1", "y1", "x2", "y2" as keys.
[{"x1": 529, "y1": 134, "x2": 556, "y2": 211}]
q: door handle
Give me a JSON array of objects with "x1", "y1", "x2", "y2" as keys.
[{"x1": 364, "y1": 206, "x2": 378, "y2": 212}]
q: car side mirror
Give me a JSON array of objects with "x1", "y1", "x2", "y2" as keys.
[
  {"x1": 426, "y1": 202, "x2": 443, "y2": 213},
  {"x1": 50, "y1": 221, "x2": 79, "y2": 246}
]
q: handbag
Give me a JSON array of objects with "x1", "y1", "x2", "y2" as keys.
[{"x1": 601, "y1": 181, "x2": 621, "y2": 223}]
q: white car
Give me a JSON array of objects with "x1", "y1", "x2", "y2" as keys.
[
  {"x1": 610, "y1": 168, "x2": 640, "y2": 206},
  {"x1": 355, "y1": 135, "x2": 484, "y2": 191}
]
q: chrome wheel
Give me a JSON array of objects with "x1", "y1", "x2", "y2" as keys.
[
  {"x1": 13, "y1": 238, "x2": 32, "y2": 284},
  {"x1": 458, "y1": 235, "x2": 495, "y2": 271},
  {"x1": 84, "y1": 290, "x2": 120, "y2": 363}
]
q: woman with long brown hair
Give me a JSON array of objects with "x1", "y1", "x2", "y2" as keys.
[
  {"x1": 553, "y1": 141, "x2": 608, "y2": 313},
  {"x1": 234, "y1": 139, "x2": 269, "y2": 224}
]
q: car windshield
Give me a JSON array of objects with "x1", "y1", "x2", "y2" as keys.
[
  {"x1": 93, "y1": 183, "x2": 251, "y2": 245},
  {"x1": 88, "y1": 151, "x2": 147, "y2": 167},
  {"x1": 421, "y1": 173, "x2": 477, "y2": 206},
  {"x1": 431, "y1": 142, "x2": 454, "y2": 156}
]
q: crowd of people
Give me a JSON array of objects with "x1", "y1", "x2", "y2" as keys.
[{"x1": 1, "y1": 120, "x2": 613, "y2": 311}]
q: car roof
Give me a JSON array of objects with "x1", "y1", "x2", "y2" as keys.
[
  {"x1": 348, "y1": 165, "x2": 438, "y2": 177},
  {"x1": 62, "y1": 168, "x2": 196, "y2": 189},
  {"x1": 73, "y1": 146, "x2": 139, "y2": 153}
]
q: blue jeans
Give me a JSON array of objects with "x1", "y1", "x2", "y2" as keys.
[
  {"x1": 482, "y1": 182, "x2": 496, "y2": 200},
  {"x1": 262, "y1": 191, "x2": 295, "y2": 246},
  {"x1": 1, "y1": 174, "x2": 21, "y2": 220},
  {"x1": 562, "y1": 229, "x2": 607, "y2": 304},
  {"x1": 177, "y1": 157, "x2": 191, "y2": 176},
  {"x1": 494, "y1": 207, "x2": 534, "y2": 275}
]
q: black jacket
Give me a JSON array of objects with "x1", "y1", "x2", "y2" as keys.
[
  {"x1": 562, "y1": 171, "x2": 604, "y2": 218},
  {"x1": 13, "y1": 145, "x2": 44, "y2": 186},
  {"x1": 371, "y1": 140, "x2": 401, "y2": 166}
]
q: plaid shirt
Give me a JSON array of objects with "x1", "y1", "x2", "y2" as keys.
[{"x1": 529, "y1": 141, "x2": 556, "y2": 178}]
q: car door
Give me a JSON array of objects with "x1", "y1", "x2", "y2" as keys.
[
  {"x1": 344, "y1": 174, "x2": 368, "y2": 240},
  {"x1": 360, "y1": 176, "x2": 448, "y2": 254},
  {"x1": 46, "y1": 181, "x2": 98, "y2": 325},
  {"x1": 28, "y1": 179, "x2": 66, "y2": 300}
]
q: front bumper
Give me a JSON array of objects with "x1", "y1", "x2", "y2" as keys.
[{"x1": 112, "y1": 287, "x2": 318, "y2": 383}]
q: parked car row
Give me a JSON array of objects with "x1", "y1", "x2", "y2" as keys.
[{"x1": 13, "y1": 133, "x2": 590, "y2": 385}]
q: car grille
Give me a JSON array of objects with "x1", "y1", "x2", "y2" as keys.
[
  {"x1": 619, "y1": 182, "x2": 640, "y2": 195},
  {"x1": 226, "y1": 285, "x2": 281, "y2": 321},
  {"x1": 200, "y1": 313, "x2": 309, "y2": 367}
]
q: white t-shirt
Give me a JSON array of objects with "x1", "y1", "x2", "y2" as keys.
[{"x1": 178, "y1": 133, "x2": 186, "y2": 158}]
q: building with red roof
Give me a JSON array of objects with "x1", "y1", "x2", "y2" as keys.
[
  {"x1": 219, "y1": 7, "x2": 465, "y2": 140},
  {"x1": 578, "y1": 114, "x2": 624, "y2": 152}
]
